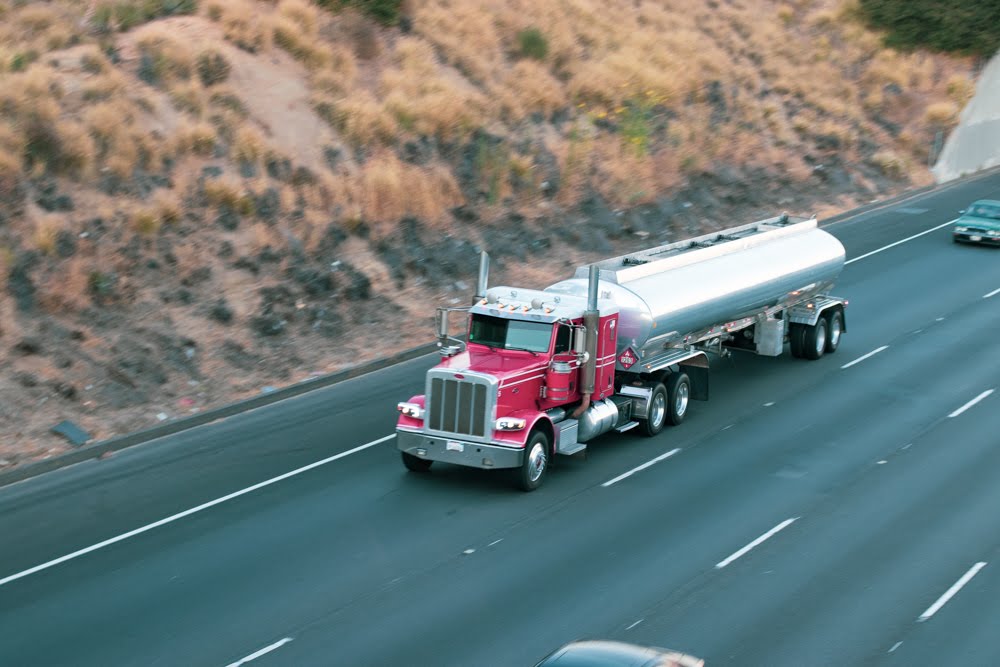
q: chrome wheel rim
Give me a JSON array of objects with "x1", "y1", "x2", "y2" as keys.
[
  {"x1": 815, "y1": 321, "x2": 827, "y2": 356},
  {"x1": 675, "y1": 382, "x2": 689, "y2": 417},
  {"x1": 828, "y1": 316, "x2": 841, "y2": 348},
  {"x1": 650, "y1": 392, "x2": 666, "y2": 428},
  {"x1": 527, "y1": 441, "x2": 546, "y2": 482}
]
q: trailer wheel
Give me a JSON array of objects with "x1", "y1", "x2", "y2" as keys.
[
  {"x1": 401, "y1": 451, "x2": 433, "y2": 472},
  {"x1": 788, "y1": 323, "x2": 805, "y2": 358},
  {"x1": 803, "y1": 317, "x2": 827, "y2": 360},
  {"x1": 666, "y1": 373, "x2": 691, "y2": 426},
  {"x1": 517, "y1": 430, "x2": 550, "y2": 492},
  {"x1": 641, "y1": 382, "x2": 668, "y2": 436},
  {"x1": 824, "y1": 309, "x2": 843, "y2": 353}
]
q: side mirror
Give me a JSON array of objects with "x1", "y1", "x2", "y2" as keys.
[
  {"x1": 435, "y1": 308, "x2": 450, "y2": 340},
  {"x1": 573, "y1": 325, "x2": 588, "y2": 356}
]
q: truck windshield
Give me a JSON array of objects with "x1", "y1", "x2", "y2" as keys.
[{"x1": 469, "y1": 314, "x2": 553, "y2": 353}]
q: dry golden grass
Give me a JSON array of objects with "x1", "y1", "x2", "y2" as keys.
[
  {"x1": 924, "y1": 101, "x2": 960, "y2": 127},
  {"x1": 203, "y1": 0, "x2": 273, "y2": 52},
  {"x1": 174, "y1": 121, "x2": 218, "y2": 157},
  {"x1": 319, "y1": 90, "x2": 398, "y2": 146},
  {"x1": 32, "y1": 214, "x2": 64, "y2": 255},
  {"x1": 355, "y1": 153, "x2": 463, "y2": 234},
  {"x1": 135, "y1": 25, "x2": 196, "y2": 83},
  {"x1": 232, "y1": 124, "x2": 268, "y2": 163}
]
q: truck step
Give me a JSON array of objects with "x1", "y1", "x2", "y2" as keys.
[
  {"x1": 558, "y1": 441, "x2": 587, "y2": 456},
  {"x1": 615, "y1": 421, "x2": 640, "y2": 433}
]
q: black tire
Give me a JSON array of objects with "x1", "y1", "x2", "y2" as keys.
[
  {"x1": 517, "y1": 430, "x2": 550, "y2": 492},
  {"x1": 401, "y1": 451, "x2": 433, "y2": 472},
  {"x1": 788, "y1": 323, "x2": 805, "y2": 358},
  {"x1": 803, "y1": 317, "x2": 827, "y2": 360},
  {"x1": 665, "y1": 373, "x2": 691, "y2": 426},
  {"x1": 824, "y1": 309, "x2": 843, "y2": 354},
  {"x1": 641, "y1": 382, "x2": 668, "y2": 436}
]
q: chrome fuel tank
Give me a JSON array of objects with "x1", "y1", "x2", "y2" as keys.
[{"x1": 545, "y1": 215, "x2": 844, "y2": 359}]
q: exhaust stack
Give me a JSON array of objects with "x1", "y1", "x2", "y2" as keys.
[
  {"x1": 474, "y1": 251, "x2": 490, "y2": 302},
  {"x1": 573, "y1": 265, "x2": 600, "y2": 417}
]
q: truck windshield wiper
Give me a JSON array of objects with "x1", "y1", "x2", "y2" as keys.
[{"x1": 504, "y1": 346, "x2": 540, "y2": 356}]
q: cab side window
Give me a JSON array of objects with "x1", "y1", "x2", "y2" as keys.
[{"x1": 554, "y1": 324, "x2": 572, "y2": 354}]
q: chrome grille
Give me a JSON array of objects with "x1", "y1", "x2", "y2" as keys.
[{"x1": 428, "y1": 377, "x2": 488, "y2": 437}]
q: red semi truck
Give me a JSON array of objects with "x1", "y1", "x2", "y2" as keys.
[{"x1": 395, "y1": 214, "x2": 848, "y2": 490}]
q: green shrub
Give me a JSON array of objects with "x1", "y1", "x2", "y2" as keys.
[
  {"x1": 92, "y1": 0, "x2": 198, "y2": 33},
  {"x1": 517, "y1": 27, "x2": 548, "y2": 61},
  {"x1": 858, "y1": 0, "x2": 1000, "y2": 57},
  {"x1": 317, "y1": 0, "x2": 403, "y2": 27}
]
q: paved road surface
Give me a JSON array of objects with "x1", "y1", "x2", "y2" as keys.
[{"x1": 1, "y1": 171, "x2": 999, "y2": 667}]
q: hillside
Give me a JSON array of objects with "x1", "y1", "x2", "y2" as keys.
[{"x1": 0, "y1": 0, "x2": 979, "y2": 470}]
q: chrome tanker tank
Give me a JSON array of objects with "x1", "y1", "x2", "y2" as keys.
[{"x1": 544, "y1": 215, "x2": 845, "y2": 358}]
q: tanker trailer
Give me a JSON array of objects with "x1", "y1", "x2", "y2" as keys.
[{"x1": 395, "y1": 213, "x2": 848, "y2": 490}]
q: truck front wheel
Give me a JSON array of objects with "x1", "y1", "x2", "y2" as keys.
[
  {"x1": 401, "y1": 451, "x2": 433, "y2": 472},
  {"x1": 517, "y1": 430, "x2": 550, "y2": 492},
  {"x1": 666, "y1": 373, "x2": 691, "y2": 426},
  {"x1": 641, "y1": 382, "x2": 668, "y2": 436}
]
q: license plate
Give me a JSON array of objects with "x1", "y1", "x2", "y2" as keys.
[
  {"x1": 970, "y1": 235, "x2": 982, "y2": 242},
  {"x1": 446, "y1": 440, "x2": 464, "y2": 452}
]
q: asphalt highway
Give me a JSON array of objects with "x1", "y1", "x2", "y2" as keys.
[{"x1": 1, "y1": 171, "x2": 999, "y2": 667}]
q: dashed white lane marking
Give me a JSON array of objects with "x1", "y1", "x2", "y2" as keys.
[
  {"x1": 948, "y1": 389, "x2": 994, "y2": 418},
  {"x1": 225, "y1": 638, "x2": 293, "y2": 667},
  {"x1": 845, "y1": 220, "x2": 956, "y2": 265},
  {"x1": 984, "y1": 287, "x2": 1000, "y2": 299},
  {"x1": 918, "y1": 562, "x2": 987, "y2": 622},
  {"x1": 763, "y1": 402, "x2": 775, "y2": 407},
  {"x1": 716, "y1": 518, "x2": 798, "y2": 569},
  {"x1": 488, "y1": 539, "x2": 503, "y2": 547},
  {"x1": 602, "y1": 448, "x2": 682, "y2": 487},
  {"x1": 841, "y1": 345, "x2": 889, "y2": 369},
  {"x1": 626, "y1": 619, "x2": 643, "y2": 630},
  {"x1": 0, "y1": 435, "x2": 396, "y2": 588},
  {"x1": 888, "y1": 641, "x2": 903, "y2": 653}
]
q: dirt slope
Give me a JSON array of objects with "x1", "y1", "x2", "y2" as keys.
[{"x1": 0, "y1": 0, "x2": 979, "y2": 470}]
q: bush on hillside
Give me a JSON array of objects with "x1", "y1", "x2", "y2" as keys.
[
  {"x1": 858, "y1": 0, "x2": 1000, "y2": 57},
  {"x1": 517, "y1": 27, "x2": 549, "y2": 61},
  {"x1": 92, "y1": 0, "x2": 198, "y2": 33},
  {"x1": 317, "y1": 0, "x2": 404, "y2": 27}
]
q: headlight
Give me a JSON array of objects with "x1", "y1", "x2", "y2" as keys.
[
  {"x1": 397, "y1": 402, "x2": 425, "y2": 419},
  {"x1": 987, "y1": 230, "x2": 1000, "y2": 236},
  {"x1": 495, "y1": 417, "x2": 527, "y2": 431},
  {"x1": 954, "y1": 226, "x2": 968, "y2": 233}
]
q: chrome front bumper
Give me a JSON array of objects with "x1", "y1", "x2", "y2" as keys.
[{"x1": 396, "y1": 428, "x2": 523, "y2": 470}]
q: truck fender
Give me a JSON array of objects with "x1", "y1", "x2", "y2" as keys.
[
  {"x1": 492, "y1": 410, "x2": 555, "y2": 452},
  {"x1": 396, "y1": 394, "x2": 426, "y2": 429}
]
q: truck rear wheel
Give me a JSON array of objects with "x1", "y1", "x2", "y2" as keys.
[
  {"x1": 517, "y1": 430, "x2": 550, "y2": 492},
  {"x1": 803, "y1": 317, "x2": 827, "y2": 360},
  {"x1": 824, "y1": 310, "x2": 843, "y2": 353},
  {"x1": 666, "y1": 373, "x2": 691, "y2": 426},
  {"x1": 641, "y1": 382, "x2": 668, "y2": 436},
  {"x1": 401, "y1": 451, "x2": 433, "y2": 472},
  {"x1": 788, "y1": 323, "x2": 805, "y2": 358}
]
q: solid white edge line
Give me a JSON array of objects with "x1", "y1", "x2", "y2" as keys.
[
  {"x1": 841, "y1": 345, "x2": 889, "y2": 369},
  {"x1": 948, "y1": 389, "x2": 995, "y2": 418},
  {"x1": 0, "y1": 435, "x2": 396, "y2": 588},
  {"x1": 845, "y1": 219, "x2": 956, "y2": 265},
  {"x1": 984, "y1": 287, "x2": 1000, "y2": 299},
  {"x1": 715, "y1": 518, "x2": 798, "y2": 569},
  {"x1": 602, "y1": 448, "x2": 681, "y2": 487},
  {"x1": 918, "y1": 562, "x2": 987, "y2": 622},
  {"x1": 226, "y1": 637, "x2": 294, "y2": 667}
]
